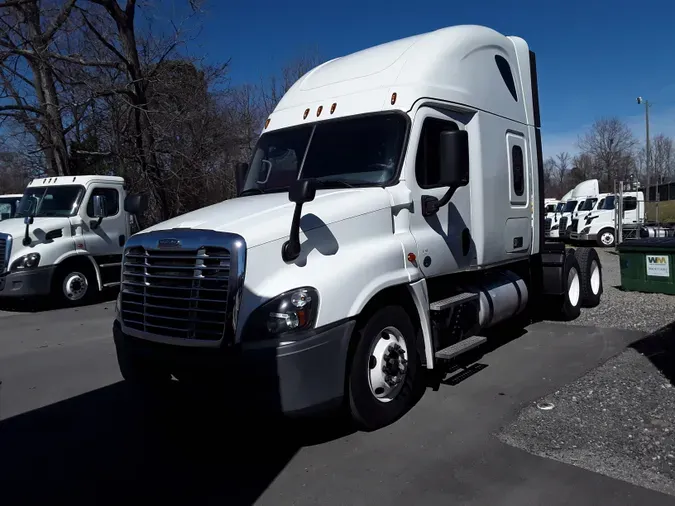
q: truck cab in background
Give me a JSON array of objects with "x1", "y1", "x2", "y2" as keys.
[
  {"x1": 0, "y1": 194, "x2": 22, "y2": 221},
  {"x1": 546, "y1": 189, "x2": 573, "y2": 239},
  {"x1": 112, "y1": 25, "x2": 604, "y2": 431},
  {"x1": 558, "y1": 179, "x2": 599, "y2": 241},
  {"x1": 575, "y1": 191, "x2": 645, "y2": 247},
  {"x1": 0, "y1": 176, "x2": 145, "y2": 306}
]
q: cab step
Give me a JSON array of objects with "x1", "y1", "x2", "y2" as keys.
[
  {"x1": 435, "y1": 335, "x2": 487, "y2": 361},
  {"x1": 430, "y1": 291, "x2": 479, "y2": 312}
]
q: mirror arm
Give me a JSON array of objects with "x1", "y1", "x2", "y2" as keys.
[
  {"x1": 90, "y1": 216, "x2": 103, "y2": 230},
  {"x1": 22, "y1": 217, "x2": 33, "y2": 246},
  {"x1": 281, "y1": 203, "x2": 304, "y2": 262},
  {"x1": 422, "y1": 186, "x2": 458, "y2": 217}
]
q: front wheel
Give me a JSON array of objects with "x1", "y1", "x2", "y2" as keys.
[
  {"x1": 347, "y1": 306, "x2": 419, "y2": 431},
  {"x1": 559, "y1": 252, "x2": 582, "y2": 321},
  {"x1": 53, "y1": 263, "x2": 98, "y2": 307},
  {"x1": 596, "y1": 228, "x2": 616, "y2": 248}
]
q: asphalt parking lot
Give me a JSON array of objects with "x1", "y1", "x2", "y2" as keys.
[{"x1": 1, "y1": 248, "x2": 674, "y2": 505}]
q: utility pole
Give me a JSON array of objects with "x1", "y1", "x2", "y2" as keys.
[{"x1": 637, "y1": 97, "x2": 651, "y2": 221}]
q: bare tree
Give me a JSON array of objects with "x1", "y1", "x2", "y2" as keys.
[
  {"x1": 577, "y1": 117, "x2": 638, "y2": 188},
  {"x1": 651, "y1": 134, "x2": 674, "y2": 185}
]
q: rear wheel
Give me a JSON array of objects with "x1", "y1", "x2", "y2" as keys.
[
  {"x1": 559, "y1": 252, "x2": 582, "y2": 321},
  {"x1": 347, "y1": 305, "x2": 419, "y2": 431},
  {"x1": 575, "y1": 247, "x2": 602, "y2": 308},
  {"x1": 596, "y1": 228, "x2": 615, "y2": 247}
]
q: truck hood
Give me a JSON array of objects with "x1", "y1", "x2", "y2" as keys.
[
  {"x1": 142, "y1": 188, "x2": 393, "y2": 248},
  {"x1": 0, "y1": 217, "x2": 71, "y2": 244}
]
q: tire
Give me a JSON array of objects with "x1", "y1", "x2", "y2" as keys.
[
  {"x1": 347, "y1": 305, "x2": 419, "y2": 431},
  {"x1": 559, "y1": 253, "x2": 582, "y2": 321},
  {"x1": 596, "y1": 228, "x2": 616, "y2": 248},
  {"x1": 53, "y1": 261, "x2": 98, "y2": 307},
  {"x1": 574, "y1": 247, "x2": 603, "y2": 308}
]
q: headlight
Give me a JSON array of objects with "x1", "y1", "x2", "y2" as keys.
[
  {"x1": 243, "y1": 287, "x2": 319, "y2": 341},
  {"x1": 581, "y1": 226, "x2": 590, "y2": 235},
  {"x1": 11, "y1": 252, "x2": 40, "y2": 270}
]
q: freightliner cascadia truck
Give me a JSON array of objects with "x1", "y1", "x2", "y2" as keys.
[{"x1": 112, "y1": 25, "x2": 604, "y2": 431}]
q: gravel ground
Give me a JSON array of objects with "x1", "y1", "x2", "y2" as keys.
[
  {"x1": 562, "y1": 247, "x2": 675, "y2": 333},
  {"x1": 501, "y1": 246, "x2": 675, "y2": 497}
]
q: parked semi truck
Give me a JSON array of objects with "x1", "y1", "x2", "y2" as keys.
[
  {"x1": 0, "y1": 176, "x2": 144, "y2": 305},
  {"x1": 112, "y1": 25, "x2": 604, "y2": 431},
  {"x1": 571, "y1": 191, "x2": 645, "y2": 247},
  {"x1": 0, "y1": 194, "x2": 22, "y2": 221}
]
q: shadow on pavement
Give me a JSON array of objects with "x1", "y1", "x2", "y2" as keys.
[
  {"x1": 0, "y1": 287, "x2": 118, "y2": 312},
  {"x1": 631, "y1": 321, "x2": 675, "y2": 386},
  {"x1": 0, "y1": 381, "x2": 352, "y2": 505}
]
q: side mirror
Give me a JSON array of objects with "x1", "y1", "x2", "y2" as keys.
[
  {"x1": 281, "y1": 179, "x2": 317, "y2": 262},
  {"x1": 422, "y1": 130, "x2": 469, "y2": 217},
  {"x1": 92, "y1": 195, "x2": 108, "y2": 219},
  {"x1": 438, "y1": 130, "x2": 470, "y2": 188},
  {"x1": 235, "y1": 162, "x2": 248, "y2": 194},
  {"x1": 289, "y1": 178, "x2": 317, "y2": 204},
  {"x1": 18, "y1": 197, "x2": 36, "y2": 218},
  {"x1": 124, "y1": 193, "x2": 148, "y2": 215}
]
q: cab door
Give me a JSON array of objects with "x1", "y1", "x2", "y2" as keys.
[
  {"x1": 78, "y1": 184, "x2": 126, "y2": 260},
  {"x1": 407, "y1": 106, "x2": 475, "y2": 278}
]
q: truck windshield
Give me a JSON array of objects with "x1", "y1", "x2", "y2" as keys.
[
  {"x1": 0, "y1": 197, "x2": 19, "y2": 220},
  {"x1": 598, "y1": 196, "x2": 616, "y2": 210},
  {"x1": 579, "y1": 198, "x2": 597, "y2": 211},
  {"x1": 555, "y1": 203, "x2": 564, "y2": 212},
  {"x1": 16, "y1": 185, "x2": 84, "y2": 218},
  {"x1": 563, "y1": 200, "x2": 578, "y2": 213},
  {"x1": 242, "y1": 113, "x2": 408, "y2": 194}
]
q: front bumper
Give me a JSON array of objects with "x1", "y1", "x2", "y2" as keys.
[
  {"x1": 570, "y1": 233, "x2": 594, "y2": 241},
  {"x1": 0, "y1": 265, "x2": 56, "y2": 297},
  {"x1": 113, "y1": 318, "x2": 355, "y2": 415}
]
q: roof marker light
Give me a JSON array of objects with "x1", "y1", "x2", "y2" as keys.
[
  {"x1": 316, "y1": 105, "x2": 323, "y2": 117},
  {"x1": 330, "y1": 103, "x2": 337, "y2": 114},
  {"x1": 303, "y1": 108, "x2": 310, "y2": 119},
  {"x1": 264, "y1": 118, "x2": 271, "y2": 129},
  {"x1": 391, "y1": 92, "x2": 397, "y2": 105}
]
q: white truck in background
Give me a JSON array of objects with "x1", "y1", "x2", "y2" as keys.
[
  {"x1": 0, "y1": 176, "x2": 145, "y2": 306},
  {"x1": 0, "y1": 194, "x2": 22, "y2": 221},
  {"x1": 545, "y1": 189, "x2": 573, "y2": 239},
  {"x1": 112, "y1": 25, "x2": 604, "y2": 431},
  {"x1": 572, "y1": 191, "x2": 645, "y2": 247},
  {"x1": 544, "y1": 198, "x2": 559, "y2": 217},
  {"x1": 557, "y1": 179, "x2": 599, "y2": 241}
]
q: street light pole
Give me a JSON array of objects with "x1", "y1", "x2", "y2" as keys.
[{"x1": 637, "y1": 97, "x2": 651, "y2": 221}]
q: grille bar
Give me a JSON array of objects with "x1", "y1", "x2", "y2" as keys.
[{"x1": 121, "y1": 244, "x2": 232, "y2": 342}]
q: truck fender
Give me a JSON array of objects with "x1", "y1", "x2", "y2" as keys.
[
  {"x1": 54, "y1": 252, "x2": 103, "y2": 291},
  {"x1": 407, "y1": 279, "x2": 435, "y2": 369}
]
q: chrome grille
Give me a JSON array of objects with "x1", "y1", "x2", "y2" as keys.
[
  {"x1": 559, "y1": 217, "x2": 568, "y2": 236},
  {"x1": 544, "y1": 218, "x2": 552, "y2": 236},
  {"x1": 121, "y1": 240, "x2": 234, "y2": 342},
  {"x1": 0, "y1": 233, "x2": 10, "y2": 273}
]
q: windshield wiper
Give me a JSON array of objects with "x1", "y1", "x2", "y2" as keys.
[
  {"x1": 239, "y1": 188, "x2": 265, "y2": 197},
  {"x1": 313, "y1": 180, "x2": 357, "y2": 189}
]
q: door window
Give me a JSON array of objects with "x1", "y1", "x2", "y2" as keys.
[
  {"x1": 415, "y1": 117, "x2": 460, "y2": 188},
  {"x1": 86, "y1": 188, "x2": 120, "y2": 218}
]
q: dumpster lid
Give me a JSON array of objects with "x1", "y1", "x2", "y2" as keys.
[{"x1": 617, "y1": 237, "x2": 675, "y2": 251}]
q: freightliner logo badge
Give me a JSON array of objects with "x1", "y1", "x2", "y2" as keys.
[{"x1": 157, "y1": 238, "x2": 181, "y2": 249}]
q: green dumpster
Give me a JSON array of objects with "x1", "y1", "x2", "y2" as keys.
[{"x1": 618, "y1": 237, "x2": 675, "y2": 295}]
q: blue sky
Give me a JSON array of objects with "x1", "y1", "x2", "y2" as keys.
[{"x1": 172, "y1": 0, "x2": 674, "y2": 157}]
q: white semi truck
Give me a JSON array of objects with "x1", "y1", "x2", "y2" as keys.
[
  {"x1": 112, "y1": 25, "x2": 604, "y2": 431},
  {"x1": 0, "y1": 175, "x2": 145, "y2": 305},
  {"x1": 0, "y1": 194, "x2": 22, "y2": 221},
  {"x1": 545, "y1": 189, "x2": 573, "y2": 239},
  {"x1": 572, "y1": 191, "x2": 645, "y2": 247}
]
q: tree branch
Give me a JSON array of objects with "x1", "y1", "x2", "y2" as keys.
[
  {"x1": 0, "y1": 104, "x2": 42, "y2": 114},
  {"x1": 42, "y1": 0, "x2": 78, "y2": 42}
]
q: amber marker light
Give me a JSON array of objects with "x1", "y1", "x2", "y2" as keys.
[
  {"x1": 317, "y1": 105, "x2": 323, "y2": 117},
  {"x1": 303, "y1": 108, "x2": 310, "y2": 119},
  {"x1": 330, "y1": 102, "x2": 337, "y2": 114},
  {"x1": 264, "y1": 118, "x2": 271, "y2": 129},
  {"x1": 391, "y1": 92, "x2": 397, "y2": 105}
]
